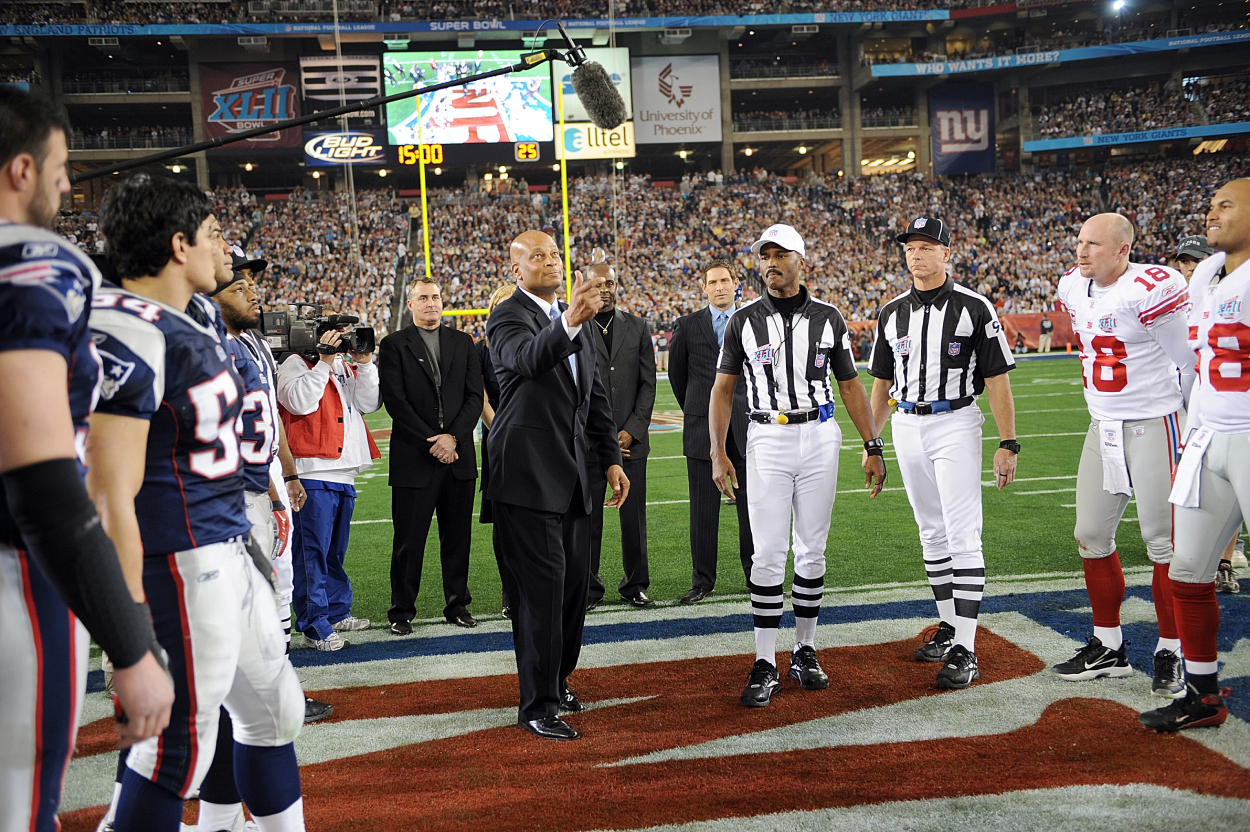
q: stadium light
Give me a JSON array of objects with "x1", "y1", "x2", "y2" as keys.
[
  {"x1": 501, "y1": 172, "x2": 509, "y2": 180},
  {"x1": 552, "y1": 164, "x2": 561, "y2": 171},
  {"x1": 744, "y1": 148, "x2": 754, "y2": 157},
  {"x1": 171, "y1": 165, "x2": 181, "y2": 173},
  {"x1": 1113, "y1": 0, "x2": 1126, "y2": 9},
  {"x1": 499, "y1": 165, "x2": 507, "y2": 173},
  {"x1": 378, "y1": 169, "x2": 388, "y2": 177},
  {"x1": 798, "y1": 146, "x2": 808, "y2": 155},
  {"x1": 678, "y1": 150, "x2": 688, "y2": 160},
  {"x1": 908, "y1": 150, "x2": 916, "y2": 159},
  {"x1": 615, "y1": 161, "x2": 624, "y2": 169},
  {"x1": 244, "y1": 163, "x2": 253, "y2": 171},
  {"x1": 484, "y1": 173, "x2": 493, "y2": 181},
  {"x1": 434, "y1": 167, "x2": 442, "y2": 175},
  {"x1": 312, "y1": 171, "x2": 321, "y2": 179}
]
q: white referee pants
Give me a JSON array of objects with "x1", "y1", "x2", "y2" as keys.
[
  {"x1": 746, "y1": 417, "x2": 844, "y2": 588},
  {"x1": 892, "y1": 406, "x2": 986, "y2": 650}
]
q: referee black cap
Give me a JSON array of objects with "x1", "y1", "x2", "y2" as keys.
[{"x1": 896, "y1": 216, "x2": 951, "y2": 246}]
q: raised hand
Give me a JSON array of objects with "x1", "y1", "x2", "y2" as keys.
[{"x1": 564, "y1": 269, "x2": 605, "y2": 327}]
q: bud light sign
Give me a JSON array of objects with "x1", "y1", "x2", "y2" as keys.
[
  {"x1": 930, "y1": 83, "x2": 995, "y2": 175},
  {"x1": 304, "y1": 131, "x2": 386, "y2": 166}
]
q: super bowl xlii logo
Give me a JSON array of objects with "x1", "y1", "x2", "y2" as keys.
[{"x1": 208, "y1": 68, "x2": 296, "y2": 140}]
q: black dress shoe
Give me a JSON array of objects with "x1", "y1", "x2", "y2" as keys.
[
  {"x1": 390, "y1": 620, "x2": 412, "y2": 636},
  {"x1": 586, "y1": 598, "x2": 601, "y2": 613},
  {"x1": 501, "y1": 606, "x2": 512, "y2": 620},
  {"x1": 621, "y1": 591, "x2": 656, "y2": 608},
  {"x1": 519, "y1": 715, "x2": 580, "y2": 740},
  {"x1": 448, "y1": 611, "x2": 477, "y2": 628},
  {"x1": 559, "y1": 686, "x2": 584, "y2": 713},
  {"x1": 679, "y1": 587, "x2": 712, "y2": 605}
]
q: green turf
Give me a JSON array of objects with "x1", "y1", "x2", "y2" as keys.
[{"x1": 346, "y1": 356, "x2": 1135, "y2": 623}]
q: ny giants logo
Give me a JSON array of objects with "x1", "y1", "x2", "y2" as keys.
[
  {"x1": 935, "y1": 108, "x2": 990, "y2": 153},
  {"x1": 208, "y1": 69, "x2": 296, "y2": 139}
]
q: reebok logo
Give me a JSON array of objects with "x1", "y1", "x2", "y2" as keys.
[{"x1": 199, "y1": 570, "x2": 220, "y2": 582}]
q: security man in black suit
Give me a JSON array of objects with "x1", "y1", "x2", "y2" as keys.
[
  {"x1": 378, "y1": 278, "x2": 484, "y2": 633},
  {"x1": 585, "y1": 252, "x2": 657, "y2": 610},
  {"x1": 669, "y1": 259, "x2": 754, "y2": 604},
  {"x1": 486, "y1": 230, "x2": 629, "y2": 741}
]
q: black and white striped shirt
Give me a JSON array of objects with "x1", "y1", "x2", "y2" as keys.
[
  {"x1": 868, "y1": 278, "x2": 1015, "y2": 403},
  {"x1": 718, "y1": 285, "x2": 859, "y2": 412}
]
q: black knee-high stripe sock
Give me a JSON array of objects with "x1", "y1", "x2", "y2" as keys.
[
  {"x1": 792, "y1": 572, "x2": 824, "y2": 648},
  {"x1": 950, "y1": 555, "x2": 986, "y2": 650},
  {"x1": 749, "y1": 579, "x2": 784, "y2": 664},
  {"x1": 924, "y1": 553, "x2": 956, "y2": 624}
]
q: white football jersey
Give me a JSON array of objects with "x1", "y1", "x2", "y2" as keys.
[
  {"x1": 1189, "y1": 251, "x2": 1250, "y2": 433},
  {"x1": 1057, "y1": 262, "x2": 1190, "y2": 421}
]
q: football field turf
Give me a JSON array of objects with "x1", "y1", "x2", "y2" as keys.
[{"x1": 346, "y1": 354, "x2": 1153, "y2": 624}]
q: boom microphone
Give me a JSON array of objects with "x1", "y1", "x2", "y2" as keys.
[{"x1": 557, "y1": 22, "x2": 629, "y2": 131}]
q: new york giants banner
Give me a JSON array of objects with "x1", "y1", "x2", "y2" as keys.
[
  {"x1": 930, "y1": 83, "x2": 995, "y2": 176},
  {"x1": 200, "y1": 62, "x2": 302, "y2": 149}
]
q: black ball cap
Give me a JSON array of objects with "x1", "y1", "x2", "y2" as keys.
[{"x1": 896, "y1": 216, "x2": 951, "y2": 246}]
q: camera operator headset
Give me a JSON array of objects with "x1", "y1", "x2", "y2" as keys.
[{"x1": 275, "y1": 313, "x2": 382, "y2": 652}]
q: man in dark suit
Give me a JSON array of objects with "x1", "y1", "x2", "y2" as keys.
[
  {"x1": 669, "y1": 259, "x2": 754, "y2": 604},
  {"x1": 486, "y1": 230, "x2": 629, "y2": 741},
  {"x1": 586, "y1": 258, "x2": 657, "y2": 610},
  {"x1": 378, "y1": 278, "x2": 484, "y2": 633}
]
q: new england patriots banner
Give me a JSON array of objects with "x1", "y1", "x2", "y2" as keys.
[{"x1": 929, "y1": 83, "x2": 995, "y2": 176}]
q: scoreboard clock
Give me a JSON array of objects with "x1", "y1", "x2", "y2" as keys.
[{"x1": 513, "y1": 141, "x2": 540, "y2": 162}]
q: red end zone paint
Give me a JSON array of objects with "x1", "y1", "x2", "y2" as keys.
[{"x1": 58, "y1": 633, "x2": 1250, "y2": 830}]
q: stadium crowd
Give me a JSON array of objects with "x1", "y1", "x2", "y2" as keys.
[
  {"x1": 1033, "y1": 81, "x2": 1198, "y2": 138},
  {"x1": 53, "y1": 151, "x2": 1247, "y2": 341},
  {"x1": 1190, "y1": 74, "x2": 1250, "y2": 125},
  {"x1": 67, "y1": 124, "x2": 193, "y2": 149},
  {"x1": 94, "y1": 1, "x2": 233, "y2": 24}
]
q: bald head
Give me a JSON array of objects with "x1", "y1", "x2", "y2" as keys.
[
  {"x1": 510, "y1": 230, "x2": 564, "y2": 300},
  {"x1": 1076, "y1": 213, "x2": 1134, "y2": 285},
  {"x1": 1207, "y1": 178, "x2": 1250, "y2": 264}
]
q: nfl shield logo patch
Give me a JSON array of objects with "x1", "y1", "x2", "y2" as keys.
[
  {"x1": 815, "y1": 353, "x2": 826, "y2": 369},
  {"x1": 948, "y1": 342, "x2": 961, "y2": 356}
]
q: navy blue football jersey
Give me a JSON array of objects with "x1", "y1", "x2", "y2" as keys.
[
  {"x1": 228, "y1": 332, "x2": 278, "y2": 493},
  {"x1": 90, "y1": 289, "x2": 251, "y2": 555},
  {"x1": 0, "y1": 221, "x2": 102, "y2": 548}
]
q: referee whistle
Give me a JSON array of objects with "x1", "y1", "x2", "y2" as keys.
[
  {"x1": 776, "y1": 413, "x2": 789, "y2": 425},
  {"x1": 888, "y1": 398, "x2": 898, "y2": 408}
]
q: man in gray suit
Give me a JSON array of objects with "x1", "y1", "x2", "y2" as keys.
[{"x1": 586, "y1": 258, "x2": 657, "y2": 609}]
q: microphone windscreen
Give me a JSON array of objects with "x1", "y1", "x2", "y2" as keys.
[{"x1": 570, "y1": 61, "x2": 628, "y2": 131}]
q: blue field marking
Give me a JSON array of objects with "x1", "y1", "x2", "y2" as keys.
[{"x1": 83, "y1": 587, "x2": 1249, "y2": 697}]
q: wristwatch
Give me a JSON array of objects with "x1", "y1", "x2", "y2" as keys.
[
  {"x1": 999, "y1": 439, "x2": 1021, "y2": 454},
  {"x1": 864, "y1": 437, "x2": 885, "y2": 456}
]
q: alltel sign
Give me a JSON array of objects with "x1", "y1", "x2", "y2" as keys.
[{"x1": 303, "y1": 131, "x2": 386, "y2": 166}]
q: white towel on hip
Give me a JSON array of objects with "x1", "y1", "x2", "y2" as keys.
[
  {"x1": 1099, "y1": 420, "x2": 1132, "y2": 496},
  {"x1": 1169, "y1": 426, "x2": 1215, "y2": 508}
]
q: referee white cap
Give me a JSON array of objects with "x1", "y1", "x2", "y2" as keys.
[{"x1": 750, "y1": 224, "x2": 806, "y2": 258}]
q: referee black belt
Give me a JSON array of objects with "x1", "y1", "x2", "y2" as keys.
[
  {"x1": 749, "y1": 408, "x2": 820, "y2": 424},
  {"x1": 896, "y1": 397, "x2": 975, "y2": 416}
]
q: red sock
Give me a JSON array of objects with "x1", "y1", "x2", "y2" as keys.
[
  {"x1": 1152, "y1": 563, "x2": 1178, "y2": 639},
  {"x1": 1170, "y1": 578, "x2": 1220, "y2": 664},
  {"x1": 1083, "y1": 552, "x2": 1125, "y2": 628}
]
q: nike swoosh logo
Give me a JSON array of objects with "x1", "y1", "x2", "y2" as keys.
[{"x1": 1085, "y1": 659, "x2": 1113, "y2": 669}]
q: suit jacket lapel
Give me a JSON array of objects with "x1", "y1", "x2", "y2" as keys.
[
  {"x1": 437, "y1": 326, "x2": 454, "y2": 385},
  {"x1": 699, "y1": 306, "x2": 716, "y2": 348},
  {"x1": 608, "y1": 309, "x2": 627, "y2": 363},
  {"x1": 555, "y1": 300, "x2": 580, "y2": 389},
  {"x1": 406, "y1": 326, "x2": 437, "y2": 385}
]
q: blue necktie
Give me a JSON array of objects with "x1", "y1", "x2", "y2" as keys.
[
  {"x1": 550, "y1": 305, "x2": 578, "y2": 385},
  {"x1": 713, "y1": 310, "x2": 727, "y2": 349}
]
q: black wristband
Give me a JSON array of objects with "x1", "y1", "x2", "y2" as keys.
[
  {"x1": 283, "y1": 474, "x2": 300, "y2": 482},
  {"x1": 272, "y1": 501, "x2": 287, "y2": 512},
  {"x1": 865, "y1": 447, "x2": 884, "y2": 457},
  {"x1": 999, "y1": 439, "x2": 1021, "y2": 454},
  {"x1": 3, "y1": 458, "x2": 157, "y2": 670}
]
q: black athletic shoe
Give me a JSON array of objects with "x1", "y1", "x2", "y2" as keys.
[
  {"x1": 740, "y1": 659, "x2": 780, "y2": 708},
  {"x1": 1151, "y1": 649, "x2": 1186, "y2": 699},
  {"x1": 304, "y1": 697, "x2": 333, "y2": 723},
  {"x1": 1053, "y1": 636, "x2": 1133, "y2": 681},
  {"x1": 788, "y1": 645, "x2": 830, "y2": 690},
  {"x1": 914, "y1": 621, "x2": 955, "y2": 663},
  {"x1": 1138, "y1": 685, "x2": 1229, "y2": 732},
  {"x1": 935, "y1": 644, "x2": 980, "y2": 689}
]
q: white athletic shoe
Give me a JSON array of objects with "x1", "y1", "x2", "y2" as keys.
[
  {"x1": 307, "y1": 632, "x2": 350, "y2": 651},
  {"x1": 331, "y1": 615, "x2": 371, "y2": 632},
  {"x1": 1232, "y1": 539, "x2": 1247, "y2": 570}
]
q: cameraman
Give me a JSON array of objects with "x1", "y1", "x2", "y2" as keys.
[{"x1": 277, "y1": 321, "x2": 382, "y2": 651}]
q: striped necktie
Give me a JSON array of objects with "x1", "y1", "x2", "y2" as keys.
[{"x1": 713, "y1": 310, "x2": 727, "y2": 349}]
